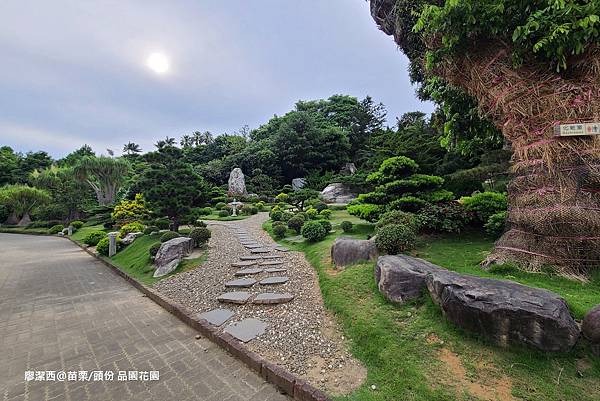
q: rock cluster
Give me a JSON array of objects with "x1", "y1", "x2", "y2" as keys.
[
  {"x1": 153, "y1": 237, "x2": 193, "y2": 277},
  {"x1": 331, "y1": 237, "x2": 378, "y2": 269},
  {"x1": 375, "y1": 255, "x2": 581, "y2": 352}
]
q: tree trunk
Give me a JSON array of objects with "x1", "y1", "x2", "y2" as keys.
[
  {"x1": 433, "y1": 45, "x2": 600, "y2": 278},
  {"x1": 18, "y1": 212, "x2": 32, "y2": 226},
  {"x1": 6, "y1": 211, "x2": 19, "y2": 225}
]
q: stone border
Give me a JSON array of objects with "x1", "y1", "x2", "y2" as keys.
[{"x1": 65, "y1": 237, "x2": 331, "y2": 401}]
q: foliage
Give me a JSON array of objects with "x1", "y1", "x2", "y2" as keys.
[
  {"x1": 143, "y1": 226, "x2": 159, "y2": 235},
  {"x1": 214, "y1": 202, "x2": 226, "y2": 209},
  {"x1": 287, "y1": 215, "x2": 306, "y2": 233},
  {"x1": 154, "y1": 217, "x2": 171, "y2": 230},
  {"x1": 241, "y1": 205, "x2": 258, "y2": 215},
  {"x1": 82, "y1": 230, "x2": 106, "y2": 246},
  {"x1": 340, "y1": 220, "x2": 353, "y2": 232},
  {"x1": 318, "y1": 219, "x2": 332, "y2": 233},
  {"x1": 305, "y1": 207, "x2": 318, "y2": 220},
  {"x1": 74, "y1": 156, "x2": 129, "y2": 206},
  {"x1": 416, "y1": 202, "x2": 470, "y2": 233},
  {"x1": 119, "y1": 221, "x2": 145, "y2": 237},
  {"x1": 196, "y1": 207, "x2": 212, "y2": 216},
  {"x1": 346, "y1": 203, "x2": 383, "y2": 223},
  {"x1": 288, "y1": 188, "x2": 320, "y2": 212},
  {"x1": 149, "y1": 242, "x2": 161, "y2": 257},
  {"x1": 49, "y1": 224, "x2": 64, "y2": 234},
  {"x1": 376, "y1": 210, "x2": 419, "y2": 232},
  {"x1": 275, "y1": 193, "x2": 289, "y2": 203},
  {"x1": 485, "y1": 210, "x2": 508, "y2": 237},
  {"x1": 96, "y1": 237, "x2": 110, "y2": 256},
  {"x1": 189, "y1": 227, "x2": 211, "y2": 247},
  {"x1": 273, "y1": 224, "x2": 287, "y2": 239},
  {"x1": 0, "y1": 184, "x2": 51, "y2": 221},
  {"x1": 319, "y1": 209, "x2": 332, "y2": 220},
  {"x1": 111, "y1": 194, "x2": 150, "y2": 224},
  {"x1": 218, "y1": 210, "x2": 229, "y2": 217},
  {"x1": 375, "y1": 223, "x2": 417, "y2": 254},
  {"x1": 301, "y1": 220, "x2": 328, "y2": 242},
  {"x1": 160, "y1": 231, "x2": 180, "y2": 243},
  {"x1": 69, "y1": 220, "x2": 84, "y2": 229},
  {"x1": 461, "y1": 191, "x2": 508, "y2": 223},
  {"x1": 270, "y1": 208, "x2": 283, "y2": 221}
]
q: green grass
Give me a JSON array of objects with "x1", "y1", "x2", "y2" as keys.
[
  {"x1": 0, "y1": 226, "x2": 50, "y2": 235},
  {"x1": 264, "y1": 210, "x2": 600, "y2": 401},
  {"x1": 109, "y1": 233, "x2": 207, "y2": 285},
  {"x1": 200, "y1": 213, "x2": 250, "y2": 221},
  {"x1": 70, "y1": 224, "x2": 108, "y2": 242}
]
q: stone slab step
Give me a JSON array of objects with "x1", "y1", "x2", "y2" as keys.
[
  {"x1": 224, "y1": 318, "x2": 267, "y2": 343},
  {"x1": 197, "y1": 308, "x2": 234, "y2": 326},
  {"x1": 232, "y1": 260, "x2": 257, "y2": 268},
  {"x1": 245, "y1": 244, "x2": 263, "y2": 249},
  {"x1": 250, "y1": 248, "x2": 272, "y2": 254},
  {"x1": 234, "y1": 268, "x2": 264, "y2": 276},
  {"x1": 259, "y1": 276, "x2": 289, "y2": 285},
  {"x1": 252, "y1": 293, "x2": 294, "y2": 305},
  {"x1": 225, "y1": 278, "x2": 257, "y2": 288},
  {"x1": 240, "y1": 255, "x2": 261, "y2": 261},
  {"x1": 260, "y1": 260, "x2": 284, "y2": 266},
  {"x1": 265, "y1": 268, "x2": 287, "y2": 273},
  {"x1": 262, "y1": 255, "x2": 283, "y2": 260},
  {"x1": 274, "y1": 246, "x2": 290, "y2": 252},
  {"x1": 217, "y1": 292, "x2": 251, "y2": 304}
]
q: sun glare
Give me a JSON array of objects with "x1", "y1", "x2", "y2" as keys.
[{"x1": 146, "y1": 52, "x2": 170, "y2": 74}]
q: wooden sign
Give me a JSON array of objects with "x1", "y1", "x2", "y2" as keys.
[{"x1": 554, "y1": 122, "x2": 600, "y2": 137}]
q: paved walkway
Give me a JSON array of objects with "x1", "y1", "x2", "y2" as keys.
[{"x1": 0, "y1": 234, "x2": 289, "y2": 401}]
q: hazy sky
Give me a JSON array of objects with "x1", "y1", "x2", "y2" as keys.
[{"x1": 0, "y1": 0, "x2": 434, "y2": 158}]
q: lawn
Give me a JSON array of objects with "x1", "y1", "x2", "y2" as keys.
[
  {"x1": 201, "y1": 213, "x2": 249, "y2": 221},
  {"x1": 265, "y1": 210, "x2": 600, "y2": 401}
]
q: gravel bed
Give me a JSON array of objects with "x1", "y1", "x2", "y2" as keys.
[{"x1": 153, "y1": 212, "x2": 365, "y2": 394}]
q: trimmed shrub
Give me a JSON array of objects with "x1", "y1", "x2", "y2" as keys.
[
  {"x1": 111, "y1": 194, "x2": 150, "y2": 224},
  {"x1": 319, "y1": 209, "x2": 332, "y2": 220},
  {"x1": 275, "y1": 193, "x2": 289, "y2": 203},
  {"x1": 375, "y1": 224, "x2": 416, "y2": 255},
  {"x1": 143, "y1": 225, "x2": 159, "y2": 235},
  {"x1": 193, "y1": 220, "x2": 207, "y2": 228},
  {"x1": 280, "y1": 211, "x2": 293, "y2": 222},
  {"x1": 315, "y1": 202, "x2": 328, "y2": 212},
  {"x1": 341, "y1": 221, "x2": 353, "y2": 232},
  {"x1": 485, "y1": 211, "x2": 508, "y2": 237},
  {"x1": 215, "y1": 202, "x2": 226, "y2": 209},
  {"x1": 256, "y1": 201, "x2": 266, "y2": 211},
  {"x1": 461, "y1": 192, "x2": 508, "y2": 223},
  {"x1": 287, "y1": 215, "x2": 305, "y2": 233},
  {"x1": 242, "y1": 205, "x2": 258, "y2": 215},
  {"x1": 273, "y1": 224, "x2": 287, "y2": 239},
  {"x1": 218, "y1": 210, "x2": 229, "y2": 217},
  {"x1": 376, "y1": 210, "x2": 419, "y2": 233},
  {"x1": 388, "y1": 196, "x2": 428, "y2": 213},
  {"x1": 49, "y1": 224, "x2": 64, "y2": 234},
  {"x1": 305, "y1": 208, "x2": 318, "y2": 220},
  {"x1": 318, "y1": 220, "x2": 332, "y2": 233},
  {"x1": 347, "y1": 204, "x2": 383, "y2": 223},
  {"x1": 160, "y1": 231, "x2": 180, "y2": 243},
  {"x1": 96, "y1": 237, "x2": 110, "y2": 256},
  {"x1": 69, "y1": 220, "x2": 84, "y2": 229},
  {"x1": 189, "y1": 227, "x2": 211, "y2": 247},
  {"x1": 270, "y1": 210, "x2": 283, "y2": 221},
  {"x1": 154, "y1": 218, "x2": 171, "y2": 230},
  {"x1": 197, "y1": 207, "x2": 212, "y2": 216},
  {"x1": 82, "y1": 231, "x2": 106, "y2": 246},
  {"x1": 149, "y1": 242, "x2": 161, "y2": 257},
  {"x1": 416, "y1": 203, "x2": 469, "y2": 233},
  {"x1": 301, "y1": 220, "x2": 327, "y2": 242},
  {"x1": 119, "y1": 221, "x2": 145, "y2": 237}
]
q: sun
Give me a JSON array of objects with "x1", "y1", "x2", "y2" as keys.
[{"x1": 146, "y1": 52, "x2": 170, "y2": 74}]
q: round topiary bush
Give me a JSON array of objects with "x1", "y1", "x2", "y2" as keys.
[
  {"x1": 242, "y1": 205, "x2": 258, "y2": 215},
  {"x1": 341, "y1": 221, "x2": 353, "y2": 233},
  {"x1": 301, "y1": 220, "x2": 327, "y2": 242},
  {"x1": 160, "y1": 231, "x2": 180, "y2": 243},
  {"x1": 49, "y1": 224, "x2": 64, "y2": 234},
  {"x1": 315, "y1": 202, "x2": 328, "y2": 212},
  {"x1": 287, "y1": 215, "x2": 305, "y2": 233},
  {"x1": 193, "y1": 220, "x2": 207, "y2": 228},
  {"x1": 319, "y1": 209, "x2": 332, "y2": 220},
  {"x1": 154, "y1": 218, "x2": 171, "y2": 230},
  {"x1": 96, "y1": 237, "x2": 110, "y2": 256},
  {"x1": 69, "y1": 220, "x2": 84, "y2": 229},
  {"x1": 215, "y1": 202, "x2": 226, "y2": 210},
  {"x1": 82, "y1": 230, "x2": 106, "y2": 246},
  {"x1": 149, "y1": 242, "x2": 161, "y2": 257},
  {"x1": 143, "y1": 225, "x2": 159, "y2": 235},
  {"x1": 273, "y1": 224, "x2": 287, "y2": 239},
  {"x1": 305, "y1": 208, "x2": 318, "y2": 220},
  {"x1": 197, "y1": 207, "x2": 212, "y2": 216},
  {"x1": 318, "y1": 220, "x2": 332, "y2": 233},
  {"x1": 119, "y1": 221, "x2": 145, "y2": 237},
  {"x1": 270, "y1": 210, "x2": 283, "y2": 221},
  {"x1": 218, "y1": 210, "x2": 229, "y2": 217},
  {"x1": 189, "y1": 227, "x2": 211, "y2": 247},
  {"x1": 375, "y1": 224, "x2": 416, "y2": 255},
  {"x1": 376, "y1": 210, "x2": 419, "y2": 232}
]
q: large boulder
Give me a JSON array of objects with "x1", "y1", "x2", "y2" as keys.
[
  {"x1": 320, "y1": 183, "x2": 357, "y2": 204},
  {"x1": 332, "y1": 237, "x2": 378, "y2": 269},
  {"x1": 374, "y1": 255, "x2": 581, "y2": 352},
  {"x1": 583, "y1": 305, "x2": 600, "y2": 356},
  {"x1": 154, "y1": 237, "x2": 194, "y2": 278},
  {"x1": 292, "y1": 178, "x2": 306, "y2": 191},
  {"x1": 375, "y1": 255, "x2": 440, "y2": 303},
  {"x1": 228, "y1": 167, "x2": 247, "y2": 197},
  {"x1": 121, "y1": 231, "x2": 143, "y2": 245}
]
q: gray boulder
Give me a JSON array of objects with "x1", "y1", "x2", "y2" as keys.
[
  {"x1": 583, "y1": 305, "x2": 600, "y2": 356},
  {"x1": 375, "y1": 255, "x2": 440, "y2": 303},
  {"x1": 320, "y1": 183, "x2": 357, "y2": 204},
  {"x1": 292, "y1": 178, "x2": 306, "y2": 191},
  {"x1": 228, "y1": 167, "x2": 247, "y2": 197},
  {"x1": 332, "y1": 237, "x2": 378, "y2": 269},
  {"x1": 375, "y1": 255, "x2": 580, "y2": 352},
  {"x1": 121, "y1": 231, "x2": 143, "y2": 245},
  {"x1": 154, "y1": 237, "x2": 193, "y2": 278}
]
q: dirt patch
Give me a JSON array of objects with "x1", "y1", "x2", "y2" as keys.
[
  {"x1": 305, "y1": 354, "x2": 367, "y2": 396},
  {"x1": 438, "y1": 348, "x2": 516, "y2": 401}
]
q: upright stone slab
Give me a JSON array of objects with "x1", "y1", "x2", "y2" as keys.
[
  {"x1": 228, "y1": 167, "x2": 247, "y2": 197},
  {"x1": 107, "y1": 232, "x2": 119, "y2": 257},
  {"x1": 67, "y1": 226, "x2": 73, "y2": 236}
]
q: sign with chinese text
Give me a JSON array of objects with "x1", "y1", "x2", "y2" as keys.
[{"x1": 554, "y1": 122, "x2": 600, "y2": 137}]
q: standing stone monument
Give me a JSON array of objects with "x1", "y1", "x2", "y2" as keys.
[
  {"x1": 107, "y1": 232, "x2": 119, "y2": 257},
  {"x1": 228, "y1": 168, "x2": 247, "y2": 197}
]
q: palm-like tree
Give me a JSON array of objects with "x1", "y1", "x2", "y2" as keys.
[
  {"x1": 74, "y1": 156, "x2": 129, "y2": 205},
  {"x1": 123, "y1": 142, "x2": 142, "y2": 155},
  {"x1": 164, "y1": 136, "x2": 176, "y2": 146},
  {"x1": 0, "y1": 184, "x2": 51, "y2": 225},
  {"x1": 180, "y1": 135, "x2": 193, "y2": 148}
]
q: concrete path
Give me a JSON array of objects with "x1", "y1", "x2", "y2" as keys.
[{"x1": 0, "y1": 234, "x2": 289, "y2": 401}]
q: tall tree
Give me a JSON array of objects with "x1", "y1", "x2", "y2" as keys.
[
  {"x1": 0, "y1": 184, "x2": 51, "y2": 225},
  {"x1": 123, "y1": 142, "x2": 142, "y2": 155},
  {"x1": 370, "y1": 0, "x2": 600, "y2": 276},
  {"x1": 74, "y1": 156, "x2": 129, "y2": 205}
]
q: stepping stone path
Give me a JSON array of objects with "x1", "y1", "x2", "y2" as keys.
[
  {"x1": 253, "y1": 293, "x2": 294, "y2": 305},
  {"x1": 201, "y1": 224, "x2": 300, "y2": 343},
  {"x1": 198, "y1": 308, "x2": 234, "y2": 326},
  {"x1": 234, "y1": 268, "x2": 263, "y2": 276},
  {"x1": 217, "y1": 292, "x2": 251, "y2": 304},
  {"x1": 225, "y1": 278, "x2": 257, "y2": 288},
  {"x1": 259, "y1": 276, "x2": 289, "y2": 285},
  {"x1": 224, "y1": 318, "x2": 267, "y2": 343}
]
